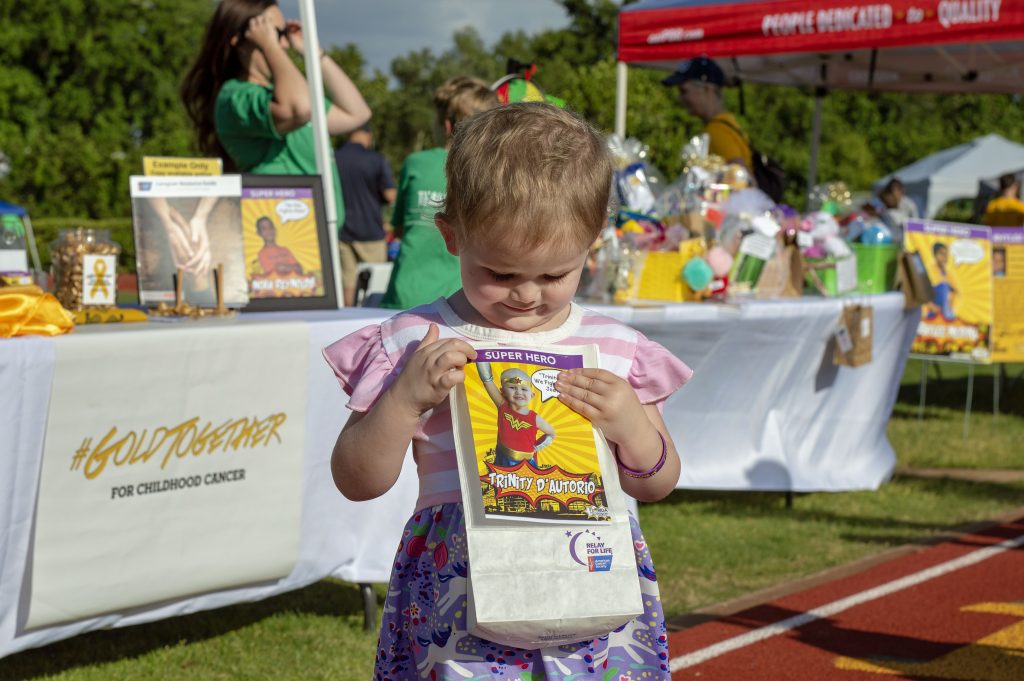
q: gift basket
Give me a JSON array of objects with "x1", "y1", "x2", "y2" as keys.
[
  {"x1": 584, "y1": 133, "x2": 759, "y2": 304},
  {"x1": 581, "y1": 133, "x2": 904, "y2": 306}
]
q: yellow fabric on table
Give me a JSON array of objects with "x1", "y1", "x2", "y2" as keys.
[{"x1": 0, "y1": 285, "x2": 75, "y2": 338}]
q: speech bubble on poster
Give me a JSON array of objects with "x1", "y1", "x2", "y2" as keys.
[
  {"x1": 531, "y1": 369, "x2": 560, "y2": 402},
  {"x1": 951, "y1": 239, "x2": 984, "y2": 266},
  {"x1": 276, "y1": 200, "x2": 309, "y2": 224}
]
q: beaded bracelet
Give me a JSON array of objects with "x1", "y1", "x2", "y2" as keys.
[{"x1": 616, "y1": 431, "x2": 667, "y2": 479}]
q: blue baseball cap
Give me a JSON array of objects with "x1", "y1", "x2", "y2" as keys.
[{"x1": 661, "y1": 57, "x2": 726, "y2": 87}]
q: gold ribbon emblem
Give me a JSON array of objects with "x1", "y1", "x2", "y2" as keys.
[{"x1": 89, "y1": 258, "x2": 110, "y2": 299}]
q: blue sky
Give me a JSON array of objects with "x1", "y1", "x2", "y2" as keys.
[{"x1": 278, "y1": 0, "x2": 571, "y2": 78}]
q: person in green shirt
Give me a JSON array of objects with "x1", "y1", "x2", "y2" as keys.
[
  {"x1": 380, "y1": 77, "x2": 498, "y2": 309},
  {"x1": 181, "y1": 0, "x2": 370, "y2": 244}
]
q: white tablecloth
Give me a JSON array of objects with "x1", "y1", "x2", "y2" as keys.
[
  {"x1": 0, "y1": 294, "x2": 917, "y2": 657},
  {"x1": 591, "y1": 293, "x2": 918, "y2": 491},
  {"x1": 0, "y1": 309, "x2": 416, "y2": 658}
]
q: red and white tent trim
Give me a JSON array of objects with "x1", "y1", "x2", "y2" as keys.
[{"x1": 619, "y1": 0, "x2": 1024, "y2": 91}]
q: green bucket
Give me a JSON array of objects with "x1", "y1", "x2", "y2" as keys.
[
  {"x1": 804, "y1": 257, "x2": 837, "y2": 296},
  {"x1": 851, "y1": 243, "x2": 900, "y2": 293}
]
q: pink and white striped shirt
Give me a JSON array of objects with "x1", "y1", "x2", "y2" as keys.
[{"x1": 323, "y1": 298, "x2": 693, "y2": 511}]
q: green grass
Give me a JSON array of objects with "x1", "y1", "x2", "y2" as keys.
[
  {"x1": 889, "y1": 359, "x2": 1024, "y2": 469},
  {"x1": 4, "y1": 359, "x2": 1023, "y2": 680},
  {"x1": 2, "y1": 582, "x2": 379, "y2": 681}
]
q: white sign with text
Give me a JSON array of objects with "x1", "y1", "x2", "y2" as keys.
[{"x1": 28, "y1": 322, "x2": 308, "y2": 628}]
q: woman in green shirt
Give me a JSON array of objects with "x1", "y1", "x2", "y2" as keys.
[
  {"x1": 380, "y1": 77, "x2": 498, "y2": 309},
  {"x1": 181, "y1": 0, "x2": 370, "y2": 228}
]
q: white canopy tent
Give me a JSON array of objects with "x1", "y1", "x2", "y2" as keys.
[{"x1": 873, "y1": 134, "x2": 1024, "y2": 218}]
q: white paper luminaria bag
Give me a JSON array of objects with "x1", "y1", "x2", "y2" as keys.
[{"x1": 449, "y1": 343, "x2": 643, "y2": 649}]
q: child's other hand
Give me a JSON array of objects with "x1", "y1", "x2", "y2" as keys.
[
  {"x1": 393, "y1": 324, "x2": 476, "y2": 417},
  {"x1": 555, "y1": 368, "x2": 648, "y2": 446}
]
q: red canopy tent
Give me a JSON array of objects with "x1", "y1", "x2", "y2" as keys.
[{"x1": 615, "y1": 0, "x2": 1024, "y2": 189}]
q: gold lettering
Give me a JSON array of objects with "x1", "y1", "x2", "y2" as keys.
[
  {"x1": 248, "y1": 416, "x2": 271, "y2": 447},
  {"x1": 137, "y1": 426, "x2": 173, "y2": 464},
  {"x1": 126, "y1": 428, "x2": 147, "y2": 463},
  {"x1": 208, "y1": 418, "x2": 236, "y2": 452},
  {"x1": 174, "y1": 420, "x2": 199, "y2": 457},
  {"x1": 264, "y1": 413, "x2": 286, "y2": 445},
  {"x1": 83, "y1": 427, "x2": 122, "y2": 479},
  {"x1": 111, "y1": 430, "x2": 138, "y2": 467},
  {"x1": 188, "y1": 421, "x2": 209, "y2": 455},
  {"x1": 75, "y1": 413, "x2": 289, "y2": 480},
  {"x1": 159, "y1": 417, "x2": 201, "y2": 469},
  {"x1": 230, "y1": 417, "x2": 257, "y2": 450}
]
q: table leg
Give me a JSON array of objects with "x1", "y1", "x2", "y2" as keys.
[
  {"x1": 360, "y1": 582, "x2": 376, "y2": 631},
  {"x1": 963, "y1": 364, "x2": 974, "y2": 440}
]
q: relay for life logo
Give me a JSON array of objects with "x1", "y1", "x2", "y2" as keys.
[{"x1": 565, "y1": 528, "x2": 614, "y2": 572}]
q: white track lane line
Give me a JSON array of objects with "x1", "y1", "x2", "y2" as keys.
[{"x1": 670, "y1": 531, "x2": 1024, "y2": 672}]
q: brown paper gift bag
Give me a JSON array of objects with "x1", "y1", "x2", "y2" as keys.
[
  {"x1": 897, "y1": 250, "x2": 934, "y2": 309},
  {"x1": 756, "y1": 240, "x2": 803, "y2": 299},
  {"x1": 833, "y1": 303, "x2": 873, "y2": 368}
]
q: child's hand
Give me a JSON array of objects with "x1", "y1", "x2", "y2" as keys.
[
  {"x1": 555, "y1": 369, "x2": 650, "y2": 446},
  {"x1": 392, "y1": 324, "x2": 476, "y2": 417}
]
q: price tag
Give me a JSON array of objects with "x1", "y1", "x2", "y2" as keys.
[{"x1": 835, "y1": 321, "x2": 854, "y2": 354}]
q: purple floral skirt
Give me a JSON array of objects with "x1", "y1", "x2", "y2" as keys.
[{"x1": 374, "y1": 503, "x2": 670, "y2": 680}]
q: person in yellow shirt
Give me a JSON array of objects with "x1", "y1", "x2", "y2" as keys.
[
  {"x1": 982, "y1": 174, "x2": 1024, "y2": 227},
  {"x1": 663, "y1": 57, "x2": 752, "y2": 171}
]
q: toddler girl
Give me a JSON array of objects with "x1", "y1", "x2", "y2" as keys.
[{"x1": 325, "y1": 102, "x2": 692, "y2": 680}]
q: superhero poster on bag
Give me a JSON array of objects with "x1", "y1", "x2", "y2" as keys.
[
  {"x1": 905, "y1": 219, "x2": 993, "y2": 361},
  {"x1": 453, "y1": 346, "x2": 611, "y2": 524}
]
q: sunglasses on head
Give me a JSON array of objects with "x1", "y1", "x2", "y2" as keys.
[{"x1": 236, "y1": 24, "x2": 289, "y2": 41}]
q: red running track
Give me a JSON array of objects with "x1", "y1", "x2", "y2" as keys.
[{"x1": 667, "y1": 516, "x2": 1024, "y2": 680}]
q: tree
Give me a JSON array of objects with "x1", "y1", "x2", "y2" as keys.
[
  {"x1": 5, "y1": 0, "x2": 1024, "y2": 220},
  {"x1": 354, "y1": 27, "x2": 505, "y2": 175},
  {"x1": 0, "y1": 0, "x2": 210, "y2": 218}
]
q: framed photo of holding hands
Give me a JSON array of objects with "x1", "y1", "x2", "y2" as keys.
[
  {"x1": 239, "y1": 175, "x2": 338, "y2": 312},
  {"x1": 130, "y1": 174, "x2": 248, "y2": 307}
]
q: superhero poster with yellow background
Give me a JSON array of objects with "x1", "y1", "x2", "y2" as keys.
[
  {"x1": 241, "y1": 187, "x2": 324, "y2": 298},
  {"x1": 456, "y1": 347, "x2": 611, "y2": 524},
  {"x1": 905, "y1": 220, "x2": 993, "y2": 361},
  {"x1": 991, "y1": 228, "x2": 1024, "y2": 362}
]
